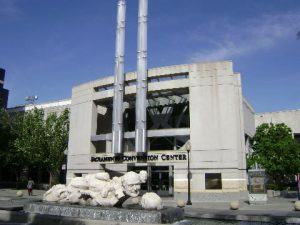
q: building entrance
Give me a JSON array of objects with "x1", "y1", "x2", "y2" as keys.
[{"x1": 129, "y1": 166, "x2": 173, "y2": 196}]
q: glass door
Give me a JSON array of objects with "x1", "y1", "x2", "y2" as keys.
[
  {"x1": 128, "y1": 165, "x2": 173, "y2": 196},
  {"x1": 151, "y1": 166, "x2": 171, "y2": 196}
]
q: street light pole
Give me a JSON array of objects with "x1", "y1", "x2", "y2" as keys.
[
  {"x1": 186, "y1": 148, "x2": 192, "y2": 205},
  {"x1": 25, "y1": 95, "x2": 38, "y2": 105}
]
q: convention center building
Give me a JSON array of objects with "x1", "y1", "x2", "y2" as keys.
[{"x1": 66, "y1": 61, "x2": 255, "y2": 201}]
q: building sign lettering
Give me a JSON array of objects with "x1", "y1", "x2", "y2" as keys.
[{"x1": 90, "y1": 152, "x2": 187, "y2": 164}]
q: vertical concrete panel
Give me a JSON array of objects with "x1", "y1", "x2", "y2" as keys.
[
  {"x1": 188, "y1": 62, "x2": 247, "y2": 193},
  {"x1": 233, "y1": 74, "x2": 247, "y2": 176},
  {"x1": 189, "y1": 84, "x2": 219, "y2": 150},
  {"x1": 91, "y1": 102, "x2": 97, "y2": 137},
  {"x1": 189, "y1": 72, "x2": 241, "y2": 156},
  {"x1": 243, "y1": 99, "x2": 256, "y2": 137},
  {"x1": 217, "y1": 83, "x2": 240, "y2": 150},
  {"x1": 68, "y1": 102, "x2": 95, "y2": 155}
]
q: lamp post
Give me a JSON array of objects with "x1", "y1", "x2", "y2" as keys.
[
  {"x1": 186, "y1": 142, "x2": 192, "y2": 205},
  {"x1": 25, "y1": 95, "x2": 38, "y2": 105},
  {"x1": 62, "y1": 149, "x2": 68, "y2": 184}
]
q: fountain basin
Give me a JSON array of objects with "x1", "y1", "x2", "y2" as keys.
[{"x1": 24, "y1": 202, "x2": 184, "y2": 224}]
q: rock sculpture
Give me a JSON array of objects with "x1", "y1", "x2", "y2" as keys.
[
  {"x1": 141, "y1": 192, "x2": 163, "y2": 210},
  {"x1": 43, "y1": 184, "x2": 67, "y2": 202},
  {"x1": 43, "y1": 171, "x2": 147, "y2": 207}
]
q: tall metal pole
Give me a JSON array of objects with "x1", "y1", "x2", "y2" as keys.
[
  {"x1": 112, "y1": 0, "x2": 126, "y2": 155},
  {"x1": 135, "y1": 0, "x2": 148, "y2": 155},
  {"x1": 187, "y1": 149, "x2": 192, "y2": 205}
]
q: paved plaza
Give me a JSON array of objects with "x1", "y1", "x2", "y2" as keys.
[{"x1": 0, "y1": 188, "x2": 300, "y2": 224}]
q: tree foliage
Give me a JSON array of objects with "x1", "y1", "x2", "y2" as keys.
[
  {"x1": 13, "y1": 108, "x2": 69, "y2": 186},
  {"x1": 14, "y1": 108, "x2": 46, "y2": 166},
  {"x1": 44, "y1": 109, "x2": 69, "y2": 185},
  {"x1": 248, "y1": 123, "x2": 300, "y2": 187},
  {"x1": 0, "y1": 109, "x2": 11, "y2": 165},
  {"x1": 0, "y1": 109, "x2": 29, "y2": 184}
]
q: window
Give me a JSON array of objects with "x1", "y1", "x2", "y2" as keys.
[
  {"x1": 294, "y1": 133, "x2": 300, "y2": 144},
  {"x1": 148, "y1": 73, "x2": 189, "y2": 83},
  {"x1": 205, "y1": 173, "x2": 222, "y2": 189},
  {"x1": 94, "y1": 84, "x2": 114, "y2": 92},
  {"x1": 93, "y1": 141, "x2": 107, "y2": 153}
]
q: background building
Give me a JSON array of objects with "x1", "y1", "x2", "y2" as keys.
[
  {"x1": 8, "y1": 99, "x2": 71, "y2": 116},
  {"x1": 0, "y1": 68, "x2": 9, "y2": 109},
  {"x1": 255, "y1": 110, "x2": 300, "y2": 144}
]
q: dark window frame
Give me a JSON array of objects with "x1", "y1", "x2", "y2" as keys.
[{"x1": 205, "y1": 173, "x2": 222, "y2": 190}]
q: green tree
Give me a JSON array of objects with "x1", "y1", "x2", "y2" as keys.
[
  {"x1": 0, "y1": 109, "x2": 11, "y2": 166},
  {"x1": 6, "y1": 111, "x2": 30, "y2": 185},
  {"x1": 0, "y1": 109, "x2": 28, "y2": 184},
  {"x1": 44, "y1": 109, "x2": 69, "y2": 186},
  {"x1": 14, "y1": 108, "x2": 46, "y2": 167},
  {"x1": 14, "y1": 108, "x2": 69, "y2": 186},
  {"x1": 248, "y1": 123, "x2": 300, "y2": 188}
]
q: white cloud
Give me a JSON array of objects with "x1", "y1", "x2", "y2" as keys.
[{"x1": 188, "y1": 11, "x2": 300, "y2": 62}]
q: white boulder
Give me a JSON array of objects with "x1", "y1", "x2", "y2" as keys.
[
  {"x1": 295, "y1": 201, "x2": 300, "y2": 211},
  {"x1": 176, "y1": 199, "x2": 185, "y2": 208},
  {"x1": 16, "y1": 190, "x2": 23, "y2": 197},
  {"x1": 229, "y1": 201, "x2": 239, "y2": 210},
  {"x1": 141, "y1": 192, "x2": 163, "y2": 210}
]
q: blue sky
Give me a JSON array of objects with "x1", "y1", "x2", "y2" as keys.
[{"x1": 0, "y1": 0, "x2": 299, "y2": 112}]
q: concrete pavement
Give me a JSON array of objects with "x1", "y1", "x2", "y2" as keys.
[
  {"x1": 163, "y1": 196, "x2": 300, "y2": 224},
  {"x1": 163, "y1": 196, "x2": 297, "y2": 211},
  {"x1": 0, "y1": 189, "x2": 45, "y2": 211}
]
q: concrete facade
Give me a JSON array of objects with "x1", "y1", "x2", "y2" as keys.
[
  {"x1": 256, "y1": 110, "x2": 300, "y2": 135},
  {"x1": 67, "y1": 61, "x2": 251, "y2": 201},
  {"x1": 8, "y1": 99, "x2": 71, "y2": 116}
]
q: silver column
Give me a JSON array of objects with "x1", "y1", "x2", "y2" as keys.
[
  {"x1": 135, "y1": 0, "x2": 148, "y2": 154},
  {"x1": 112, "y1": 0, "x2": 126, "y2": 154}
]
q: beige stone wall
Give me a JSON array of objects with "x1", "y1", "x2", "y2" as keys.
[
  {"x1": 67, "y1": 61, "x2": 249, "y2": 200},
  {"x1": 255, "y1": 110, "x2": 300, "y2": 134}
]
